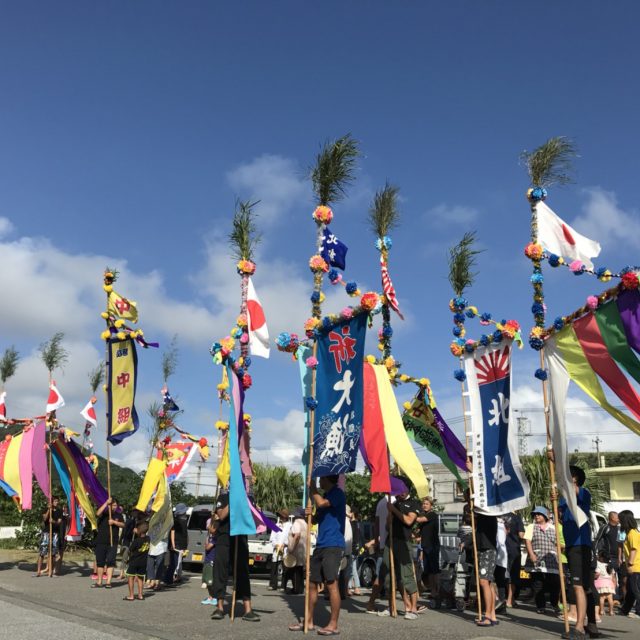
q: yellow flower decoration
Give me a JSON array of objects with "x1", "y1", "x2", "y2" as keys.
[
  {"x1": 100, "y1": 312, "x2": 109, "y2": 319},
  {"x1": 116, "y1": 331, "x2": 126, "y2": 340},
  {"x1": 384, "y1": 356, "x2": 395, "y2": 369},
  {"x1": 399, "y1": 374, "x2": 410, "y2": 382},
  {"x1": 103, "y1": 284, "x2": 113, "y2": 293},
  {"x1": 215, "y1": 420, "x2": 229, "y2": 431},
  {"x1": 366, "y1": 355, "x2": 376, "y2": 364},
  {"x1": 114, "y1": 319, "x2": 125, "y2": 328},
  {"x1": 419, "y1": 377, "x2": 430, "y2": 387},
  {"x1": 403, "y1": 401, "x2": 412, "y2": 411},
  {"x1": 100, "y1": 330, "x2": 111, "y2": 341},
  {"x1": 377, "y1": 342, "x2": 384, "y2": 351}
]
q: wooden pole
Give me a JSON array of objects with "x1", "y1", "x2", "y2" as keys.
[
  {"x1": 104, "y1": 286, "x2": 113, "y2": 546},
  {"x1": 539, "y1": 349, "x2": 570, "y2": 636},
  {"x1": 303, "y1": 341, "x2": 318, "y2": 635},
  {"x1": 47, "y1": 414, "x2": 53, "y2": 577},
  {"x1": 230, "y1": 536, "x2": 239, "y2": 622},
  {"x1": 459, "y1": 367, "x2": 482, "y2": 621}
]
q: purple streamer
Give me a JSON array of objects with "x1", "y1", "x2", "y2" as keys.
[
  {"x1": 64, "y1": 439, "x2": 108, "y2": 506},
  {"x1": 31, "y1": 421, "x2": 50, "y2": 500},
  {"x1": 432, "y1": 408, "x2": 468, "y2": 471},
  {"x1": 617, "y1": 289, "x2": 640, "y2": 355}
]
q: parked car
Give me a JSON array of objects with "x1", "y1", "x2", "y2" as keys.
[{"x1": 184, "y1": 503, "x2": 277, "y2": 572}]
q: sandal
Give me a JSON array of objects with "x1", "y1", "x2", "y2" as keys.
[
  {"x1": 317, "y1": 630, "x2": 340, "y2": 637},
  {"x1": 475, "y1": 616, "x2": 492, "y2": 627},
  {"x1": 211, "y1": 609, "x2": 225, "y2": 620},
  {"x1": 289, "y1": 622, "x2": 315, "y2": 631},
  {"x1": 123, "y1": 596, "x2": 135, "y2": 601},
  {"x1": 136, "y1": 595, "x2": 144, "y2": 601},
  {"x1": 91, "y1": 583, "x2": 103, "y2": 589},
  {"x1": 104, "y1": 584, "x2": 112, "y2": 589}
]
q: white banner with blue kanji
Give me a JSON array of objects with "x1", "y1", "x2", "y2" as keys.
[
  {"x1": 312, "y1": 314, "x2": 367, "y2": 477},
  {"x1": 464, "y1": 341, "x2": 529, "y2": 515}
]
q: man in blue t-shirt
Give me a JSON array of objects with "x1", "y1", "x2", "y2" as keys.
[
  {"x1": 559, "y1": 465, "x2": 598, "y2": 639},
  {"x1": 289, "y1": 474, "x2": 345, "y2": 635}
]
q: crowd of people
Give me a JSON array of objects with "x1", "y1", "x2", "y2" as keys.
[{"x1": 32, "y1": 467, "x2": 640, "y2": 639}]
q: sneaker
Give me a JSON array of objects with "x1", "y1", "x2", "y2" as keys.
[
  {"x1": 201, "y1": 598, "x2": 217, "y2": 605},
  {"x1": 404, "y1": 612, "x2": 418, "y2": 620},
  {"x1": 201, "y1": 582, "x2": 208, "y2": 589},
  {"x1": 628, "y1": 612, "x2": 639, "y2": 619},
  {"x1": 377, "y1": 609, "x2": 391, "y2": 617},
  {"x1": 242, "y1": 611, "x2": 260, "y2": 622}
]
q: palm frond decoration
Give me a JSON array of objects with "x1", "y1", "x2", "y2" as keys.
[
  {"x1": 88, "y1": 364, "x2": 104, "y2": 394},
  {"x1": 104, "y1": 265, "x2": 119, "y2": 283},
  {"x1": 521, "y1": 136, "x2": 577, "y2": 188},
  {"x1": 39, "y1": 332, "x2": 69, "y2": 375},
  {"x1": 448, "y1": 232, "x2": 483, "y2": 297},
  {"x1": 161, "y1": 334, "x2": 179, "y2": 383},
  {"x1": 229, "y1": 199, "x2": 261, "y2": 261},
  {"x1": 0, "y1": 346, "x2": 20, "y2": 385},
  {"x1": 311, "y1": 134, "x2": 360, "y2": 206},
  {"x1": 369, "y1": 182, "x2": 400, "y2": 238}
]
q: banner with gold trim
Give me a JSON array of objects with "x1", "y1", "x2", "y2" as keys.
[{"x1": 106, "y1": 337, "x2": 139, "y2": 444}]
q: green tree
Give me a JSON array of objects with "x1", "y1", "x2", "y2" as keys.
[
  {"x1": 251, "y1": 464, "x2": 303, "y2": 513},
  {"x1": 344, "y1": 472, "x2": 381, "y2": 521}
]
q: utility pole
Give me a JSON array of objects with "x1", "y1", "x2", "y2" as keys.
[
  {"x1": 593, "y1": 436, "x2": 602, "y2": 467},
  {"x1": 517, "y1": 416, "x2": 530, "y2": 457},
  {"x1": 194, "y1": 458, "x2": 203, "y2": 498}
]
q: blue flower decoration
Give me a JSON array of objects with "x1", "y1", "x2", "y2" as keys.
[
  {"x1": 305, "y1": 397, "x2": 318, "y2": 410},
  {"x1": 480, "y1": 312, "x2": 492, "y2": 323},
  {"x1": 453, "y1": 296, "x2": 467, "y2": 310},
  {"x1": 346, "y1": 281, "x2": 358, "y2": 295},
  {"x1": 382, "y1": 325, "x2": 394, "y2": 338},
  {"x1": 620, "y1": 265, "x2": 634, "y2": 275},
  {"x1": 322, "y1": 317, "x2": 333, "y2": 330},
  {"x1": 530, "y1": 186, "x2": 547, "y2": 201},
  {"x1": 529, "y1": 336, "x2": 544, "y2": 350},
  {"x1": 453, "y1": 369, "x2": 467, "y2": 382},
  {"x1": 310, "y1": 291, "x2": 320, "y2": 303},
  {"x1": 244, "y1": 357, "x2": 252, "y2": 367},
  {"x1": 276, "y1": 332, "x2": 291, "y2": 348},
  {"x1": 480, "y1": 334, "x2": 490, "y2": 346},
  {"x1": 492, "y1": 330, "x2": 503, "y2": 343},
  {"x1": 553, "y1": 317, "x2": 565, "y2": 331},
  {"x1": 236, "y1": 367, "x2": 244, "y2": 377},
  {"x1": 530, "y1": 273, "x2": 544, "y2": 284},
  {"x1": 573, "y1": 266, "x2": 585, "y2": 276},
  {"x1": 465, "y1": 342, "x2": 475, "y2": 353},
  {"x1": 452, "y1": 326, "x2": 464, "y2": 337},
  {"x1": 453, "y1": 312, "x2": 466, "y2": 324},
  {"x1": 328, "y1": 268, "x2": 339, "y2": 282},
  {"x1": 548, "y1": 253, "x2": 561, "y2": 267},
  {"x1": 465, "y1": 308, "x2": 477, "y2": 319},
  {"x1": 532, "y1": 302, "x2": 544, "y2": 315},
  {"x1": 455, "y1": 338, "x2": 466, "y2": 346},
  {"x1": 534, "y1": 368, "x2": 548, "y2": 381},
  {"x1": 596, "y1": 267, "x2": 608, "y2": 279}
]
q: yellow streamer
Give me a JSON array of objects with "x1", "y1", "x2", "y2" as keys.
[
  {"x1": 216, "y1": 434, "x2": 231, "y2": 488},
  {"x1": 135, "y1": 457, "x2": 167, "y2": 512},
  {"x1": 371, "y1": 364, "x2": 429, "y2": 498},
  {"x1": 4, "y1": 434, "x2": 23, "y2": 501}
]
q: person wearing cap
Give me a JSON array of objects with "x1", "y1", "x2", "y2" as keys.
[
  {"x1": 524, "y1": 506, "x2": 560, "y2": 615},
  {"x1": 558, "y1": 465, "x2": 598, "y2": 639}
]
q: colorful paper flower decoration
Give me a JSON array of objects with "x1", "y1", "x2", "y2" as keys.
[
  {"x1": 524, "y1": 243, "x2": 544, "y2": 260},
  {"x1": 237, "y1": 259, "x2": 256, "y2": 275},
  {"x1": 309, "y1": 255, "x2": 329, "y2": 273},
  {"x1": 360, "y1": 292, "x2": 379, "y2": 311},
  {"x1": 312, "y1": 205, "x2": 333, "y2": 225}
]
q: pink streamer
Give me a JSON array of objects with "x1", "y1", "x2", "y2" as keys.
[
  {"x1": 18, "y1": 427, "x2": 35, "y2": 509},
  {"x1": 32, "y1": 421, "x2": 51, "y2": 499}
]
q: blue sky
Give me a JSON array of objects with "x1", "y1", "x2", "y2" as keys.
[{"x1": 1, "y1": 2, "x2": 639, "y2": 486}]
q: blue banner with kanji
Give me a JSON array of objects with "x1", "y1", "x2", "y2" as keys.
[
  {"x1": 312, "y1": 314, "x2": 367, "y2": 477},
  {"x1": 464, "y1": 341, "x2": 529, "y2": 514},
  {"x1": 106, "y1": 337, "x2": 139, "y2": 445}
]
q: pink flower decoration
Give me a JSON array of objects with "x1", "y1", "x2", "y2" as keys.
[
  {"x1": 305, "y1": 356, "x2": 318, "y2": 369},
  {"x1": 341, "y1": 307, "x2": 354, "y2": 319},
  {"x1": 587, "y1": 295, "x2": 599, "y2": 310},
  {"x1": 240, "y1": 333, "x2": 249, "y2": 344},
  {"x1": 569, "y1": 260, "x2": 584, "y2": 272},
  {"x1": 330, "y1": 274, "x2": 343, "y2": 285},
  {"x1": 465, "y1": 339, "x2": 475, "y2": 346}
]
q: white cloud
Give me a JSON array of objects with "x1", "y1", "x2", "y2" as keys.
[
  {"x1": 0, "y1": 217, "x2": 14, "y2": 238},
  {"x1": 571, "y1": 188, "x2": 640, "y2": 250},
  {"x1": 425, "y1": 203, "x2": 479, "y2": 226},
  {"x1": 226, "y1": 154, "x2": 310, "y2": 223},
  {"x1": 251, "y1": 409, "x2": 306, "y2": 468}
]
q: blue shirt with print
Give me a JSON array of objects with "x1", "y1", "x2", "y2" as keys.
[
  {"x1": 560, "y1": 486, "x2": 592, "y2": 548},
  {"x1": 316, "y1": 486, "x2": 346, "y2": 549}
]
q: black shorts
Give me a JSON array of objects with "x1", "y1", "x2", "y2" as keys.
[
  {"x1": 422, "y1": 547, "x2": 440, "y2": 576},
  {"x1": 126, "y1": 560, "x2": 147, "y2": 577},
  {"x1": 310, "y1": 547, "x2": 342, "y2": 584},
  {"x1": 95, "y1": 543, "x2": 118, "y2": 568},
  {"x1": 566, "y1": 545, "x2": 592, "y2": 589}
]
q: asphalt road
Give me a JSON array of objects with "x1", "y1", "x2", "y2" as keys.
[{"x1": 0, "y1": 552, "x2": 637, "y2": 640}]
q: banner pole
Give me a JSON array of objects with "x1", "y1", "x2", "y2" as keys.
[
  {"x1": 303, "y1": 341, "x2": 318, "y2": 635},
  {"x1": 230, "y1": 537, "x2": 238, "y2": 623},
  {"x1": 48, "y1": 412, "x2": 53, "y2": 577},
  {"x1": 387, "y1": 453, "x2": 397, "y2": 618},
  {"x1": 539, "y1": 348, "x2": 570, "y2": 636},
  {"x1": 459, "y1": 360, "x2": 482, "y2": 622},
  {"x1": 104, "y1": 281, "x2": 113, "y2": 546}
]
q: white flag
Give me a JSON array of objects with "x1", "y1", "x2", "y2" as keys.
[
  {"x1": 545, "y1": 340, "x2": 588, "y2": 528},
  {"x1": 537, "y1": 201, "x2": 601, "y2": 270},
  {"x1": 246, "y1": 278, "x2": 270, "y2": 358},
  {"x1": 46, "y1": 381, "x2": 65, "y2": 414}
]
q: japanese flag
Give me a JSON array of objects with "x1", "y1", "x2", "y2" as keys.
[
  {"x1": 0, "y1": 391, "x2": 6, "y2": 423},
  {"x1": 81, "y1": 399, "x2": 98, "y2": 427},
  {"x1": 247, "y1": 278, "x2": 270, "y2": 359},
  {"x1": 46, "y1": 381, "x2": 65, "y2": 414},
  {"x1": 537, "y1": 201, "x2": 601, "y2": 270}
]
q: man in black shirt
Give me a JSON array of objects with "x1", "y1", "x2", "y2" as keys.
[
  {"x1": 35, "y1": 496, "x2": 63, "y2": 577},
  {"x1": 210, "y1": 492, "x2": 260, "y2": 622},
  {"x1": 416, "y1": 497, "x2": 440, "y2": 606},
  {"x1": 475, "y1": 512, "x2": 498, "y2": 626},
  {"x1": 93, "y1": 497, "x2": 124, "y2": 588},
  {"x1": 381, "y1": 480, "x2": 421, "y2": 619},
  {"x1": 505, "y1": 511, "x2": 525, "y2": 607}
]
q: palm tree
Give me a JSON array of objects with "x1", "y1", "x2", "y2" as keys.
[
  {"x1": 39, "y1": 332, "x2": 68, "y2": 382},
  {"x1": 448, "y1": 231, "x2": 482, "y2": 298},
  {"x1": 0, "y1": 346, "x2": 20, "y2": 392},
  {"x1": 368, "y1": 182, "x2": 400, "y2": 363},
  {"x1": 251, "y1": 463, "x2": 303, "y2": 513}
]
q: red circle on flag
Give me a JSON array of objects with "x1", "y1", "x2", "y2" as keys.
[{"x1": 247, "y1": 300, "x2": 266, "y2": 330}]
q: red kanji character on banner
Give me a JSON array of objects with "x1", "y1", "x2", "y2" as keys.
[
  {"x1": 117, "y1": 407, "x2": 131, "y2": 424},
  {"x1": 328, "y1": 325, "x2": 357, "y2": 374},
  {"x1": 117, "y1": 372, "x2": 130, "y2": 388}
]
